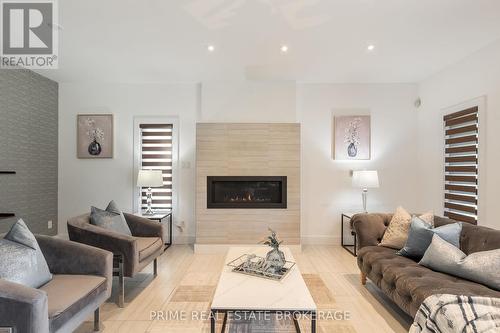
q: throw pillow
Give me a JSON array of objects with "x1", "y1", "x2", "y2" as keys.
[
  {"x1": 420, "y1": 234, "x2": 500, "y2": 291},
  {"x1": 90, "y1": 203, "x2": 132, "y2": 236},
  {"x1": 397, "y1": 217, "x2": 462, "y2": 259},
  {"x1": 0, "y1": 219, "x2": 52, "y2": 288},
  {"x1": 379, "y1": 206, "x2": 434, "y2": 249}
]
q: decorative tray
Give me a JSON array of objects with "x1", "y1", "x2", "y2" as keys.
[{"x1": 227, "y1": 254, "x2": 296, "y2": 281}]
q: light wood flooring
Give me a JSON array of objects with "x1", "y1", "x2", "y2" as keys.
[{"x1": 75, "y1": 245, "x2": 413, "y2": 333}]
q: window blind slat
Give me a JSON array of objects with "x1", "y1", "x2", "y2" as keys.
[
  {"x1": 445, "y1": 135, "x2": 477, "y2": 145},
  {"x1": 445, "y1": 193, "x2": 477, "y2": 204},
  {"x1": 444, "y1": 114, "x2": 478, "y2": 127},
  {"x1": 445, "y1": 125, "x2": 478, "y2": 136},
  {"x1": 445, "y1": 145, "x2": 477, "y2": 154},
  {"x1": 445, "y1": 166, "x2": 477, "y2": 173},
  {"x1": 443, "y1": 107, "x2": 478, "y2": 121},
  {"x1": 444, "y1": 211, "x2": 477, "y2": 224}
]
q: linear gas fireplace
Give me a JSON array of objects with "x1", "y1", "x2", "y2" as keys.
[{"x1": 207, "y1": 176, "x2": 287, "y2": 209}]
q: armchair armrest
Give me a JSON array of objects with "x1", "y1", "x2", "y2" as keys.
[
  {"x1": 124, "y1": 213, "x2": 164, "y2": 240},
  {"x1": 352, "y1": 213, "x2": 391, "y2": 250},
  {"x1": 0, "y1": 279, "x2": 49, "y2": 333},
  {"x1": 36, "y1": 235, "x2": 112, "y2": 279}
]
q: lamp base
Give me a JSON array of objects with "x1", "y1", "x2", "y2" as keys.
[{"x1": 362, "y1": 189, "x2": 368, "y2": 213}]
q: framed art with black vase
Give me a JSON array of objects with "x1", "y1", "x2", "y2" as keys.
[{"x1": 77, "y1": 114, "x2": 114, "y2": 159}]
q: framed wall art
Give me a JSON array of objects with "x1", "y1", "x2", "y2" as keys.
[
  {"x1": 333, "y1": 115, "x2": 371, "y2": 160},
  {"x1": 77, "y1": 114, "x2": 114, "y2": 158}
]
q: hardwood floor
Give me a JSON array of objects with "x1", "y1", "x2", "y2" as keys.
[{"x1": 75, "y1": 245, "x2": 413, "y2": 333}]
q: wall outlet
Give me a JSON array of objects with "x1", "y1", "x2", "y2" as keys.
[{"x1": 48, "y1": 220, "x2": 53, "y2": 229}]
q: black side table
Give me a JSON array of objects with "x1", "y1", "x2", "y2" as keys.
[
  {"x1": 341, "y1": 212, "x2": 359, "y2": 257},
  {"x1": 135, "y1": 211, "x2": 173, "y2": 250}
]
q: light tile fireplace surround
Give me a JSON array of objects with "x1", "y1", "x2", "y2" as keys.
[{"x1": 195, "y1": 123, "x2": 300, "y2": 249}]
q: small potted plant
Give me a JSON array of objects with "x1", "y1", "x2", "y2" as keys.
[{"x1": 262, "y1": 227, "x2": 286, "y2": 274}]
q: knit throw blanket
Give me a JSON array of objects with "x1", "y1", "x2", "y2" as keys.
[{"x1": 410, "y1": 294, "x2": 500, "y2": 333}]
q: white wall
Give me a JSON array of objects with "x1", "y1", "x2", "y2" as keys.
[
  {"x1": 59, "y1": 81, "x2": 421, "y2": 243},
  {"x1": 199, "y1": 81, "x2": 297, "y2": 122},
  {"x1": 298, "y1": 84, "x2": 419, "y2": 244},
  {"x1": 58, "y1": 83, "x2": 198, "y2": 242},
  {"x1": 417, "y1": 39, "x2": 500, "y2": 229}
]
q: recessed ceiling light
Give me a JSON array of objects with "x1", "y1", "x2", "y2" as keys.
[
  {"x1": 207, "y1": 45, "x2": 215, "y2": 52},
  {"x1": 280, "y1": 45, "x2": 289, "y2": 53},
  {"x1": 367, "y1": 44, "x2": 375, "y2": 51}
]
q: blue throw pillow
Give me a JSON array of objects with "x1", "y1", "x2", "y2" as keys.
[
  {"x1": 397, "y1": 216, "x2": 462, "y2": 260},
  {"x1": 0, "y1": 219, "x2": 53, "y2": 288}
]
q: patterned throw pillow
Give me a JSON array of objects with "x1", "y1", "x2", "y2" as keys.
[
  {"x1": 379, "y1": 206, "x2": 433, "y2": 250},
  {"x1": 0, "y1": 219, "x2": 53, "y2": 288}
]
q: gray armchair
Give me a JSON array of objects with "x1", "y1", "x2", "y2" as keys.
[
  {"x1": 0, "y1": 235, "x2": 112, "y2": 333},
  {"x1": 67, "y1": 213, "x2": 164, "y2": 307}
]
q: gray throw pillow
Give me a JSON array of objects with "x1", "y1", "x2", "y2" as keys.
[
  {"x1": 90, "y1": 202, "x2": 132, "y2": 236},
  {"x1": 420, "y1": 235, "x2": 500, "y2": 291},
  {"x1": 0, "y1": 219, "x2": 52, "y2": 288},
  {"x1": 397, "y1": 217, "x2": 462, "y2": 260}
]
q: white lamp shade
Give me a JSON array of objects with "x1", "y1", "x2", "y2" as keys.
[
  {"x1": 352, "y1": 170, "x2": 379, "y2": 189},
  {"x1": 137, "y1": 170, "x2": 164, "y2": 187}
]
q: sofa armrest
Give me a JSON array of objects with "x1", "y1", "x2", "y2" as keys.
[
  {"x1": 0, "y1": 279, "x2": 49, "y2": 333},
  {"x1": 124, "y1": 213, "x2": 164, "y2": 240},
  {"x1": 352, "y1": 213, "x2": 390, "y2": 250},
  {"x1": 36, "y1": 235, "x2": 112, "y2": 280}
]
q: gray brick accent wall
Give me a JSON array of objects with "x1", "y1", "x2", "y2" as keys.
[{"x1": 0, "y1": 69, "x2": 58, "y2": 235}]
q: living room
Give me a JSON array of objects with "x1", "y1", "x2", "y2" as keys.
[{"x1": 1, "y1": 1, "x2": 499, "y2": 333}]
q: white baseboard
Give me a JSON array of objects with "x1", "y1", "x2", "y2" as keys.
[
  {"x1": 173, "y1": 235, "x2": 196, "y2": 245},
  {"x1": 301, "y1": 235, "x2": 341, "y2": 245}
]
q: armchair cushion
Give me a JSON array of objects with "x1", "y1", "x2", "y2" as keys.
[
  {"x1": 136, "y1": 237, "x2": 163, "y2": 261},
  {"x1": 40, "y1": 274, "x2": 107, "y2": 332},
  {"x1": 90, "y1": 205, "x2": 132, "y2": 236},
  {"x1": 0, "y1": 219, "x2": 52, "y2": 288}
]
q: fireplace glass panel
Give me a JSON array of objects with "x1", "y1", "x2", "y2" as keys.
[{"x1": 207, "y1": 176, "x2": 287, "y2": 209}]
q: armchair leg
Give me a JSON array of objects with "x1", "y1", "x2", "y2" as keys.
[
  {"x1": 153, "y1": 258, "x2": 158, "y2": 277},
  {"x1": 94, "y1": 308, "x2": 100, "y2": 331},
  {"x1": 118, "y1": 256, "x2": 124, "y2": 308},
  {"x1": 361, "y1": 272, "x2": 367, "y2": 285}
]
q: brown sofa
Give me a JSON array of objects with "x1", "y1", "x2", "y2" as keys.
[
  {"x1": 67, "y1": 213, "x2": 164, "y2": 307},
  {"x1": 352, "y1": 213, "x2": 500, "y2": 317},
  {"x1": 0, "y1": 235, "x2": 112, "y2": 333}
]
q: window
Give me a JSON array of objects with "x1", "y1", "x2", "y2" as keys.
[
  {"x1": 135, "y1": 122, "x2": 176, "y2": 213},
  {"x1": 443, "y1": 107, "x2": 478, "y2": 224}
]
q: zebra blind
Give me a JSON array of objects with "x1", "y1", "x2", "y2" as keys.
[
  {"x1": 139, "y1": 123, "x2": 173, "y2": 212},
  {"x1": 443, "y1": 107, "x2": 478, "y2": 224}
]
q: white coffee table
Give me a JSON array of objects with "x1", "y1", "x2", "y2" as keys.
[{"x1": 210, "y1": 246, "x2": 317, "y2": 333}]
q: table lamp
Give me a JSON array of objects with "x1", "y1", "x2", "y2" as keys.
[
  {"x1": 137, "y1": 169, "x2": 164, "y2": 215},
  {"x1": 352, "y1": 170, "x2": 379, "y2": 213}
]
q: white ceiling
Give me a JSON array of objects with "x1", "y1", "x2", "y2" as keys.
[{"x1": 39, "y1": 0, "x2": 500, "y2": 84}]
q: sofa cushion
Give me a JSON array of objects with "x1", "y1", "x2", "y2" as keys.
[
  {"x1": 0, "y1": 219, "x2": 52, "y2": 288},
  {"x1": 136, "y1": 237, "x2": 163, "y2": 261},
  {"x1": 40, "y1": 274, "x2": 107, "y2": 332},
  {"x1": 357, "y1": 246, "x2": 500, "y2": 316}
]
